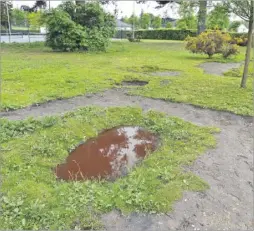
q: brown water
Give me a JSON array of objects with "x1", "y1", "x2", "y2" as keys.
[{"x1": 55, "y1": 126, "x2": 158, "y2": 181}]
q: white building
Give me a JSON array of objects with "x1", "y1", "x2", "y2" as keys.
[{"x1": 237, "y1": 24, "x2": 248, "y2": 33}]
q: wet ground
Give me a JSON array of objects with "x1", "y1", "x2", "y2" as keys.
[
  {"x1": 1, "y1": 88, "x2": 253, "y2": 230},
  {"x1": 55, "y1": 126, "x2": 158, "y2": 181},
  {"x1": 121, "y1": 80, "x2": 149, "y2": 86}
]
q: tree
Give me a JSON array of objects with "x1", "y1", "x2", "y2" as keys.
[
  {"x1": 176, "y1": 1, "x2": 197, "y2": 30},
  {"x1": 207, "y1": 4, "x2": 230, "y2": 30},
  {"x1": 156, "y1": 0, "x2": 207, "y2": 34},
  {"x1": 27, "y1": 12, "x2": 42, "y2": 30},
  {"x1": 11, "y1": 9, "x2": 26, "y2": 26},
  {"x1": 225, "y1": 0, "x2": 253, "y2": 88},
  {"x1": 197, "y1": 0, "x2": 207, "y2": 34},
  {"x1": 21, "y1": 0, "x2": 46, "y2": 12},
  {"x1": 128, "y1": 14, "x2": 140, "y2": 29},
  {"x1": 152, "y1": 16, "x2": 162, "y2": 28},
  {"x1": 228, "y1": 21, "x2": 241, "y2": 32},
  {"x1": 140, "y1": 13, "x2": 150, "y2": 29},
  {"x1": 0, "y1": 1, "x2": 12, "y2": 29}
]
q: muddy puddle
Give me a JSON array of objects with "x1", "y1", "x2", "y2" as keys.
[{"x1": 55, "y1": 126, "x2": 158, "y2": 181}]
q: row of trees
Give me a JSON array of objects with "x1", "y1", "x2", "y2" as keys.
[{"x1": 122, "y1": 13, "x2": 163, "y2": 29}]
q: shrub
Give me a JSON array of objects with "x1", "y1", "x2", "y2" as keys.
[
  {"x1": 44, "y1": 2, "x2": 115, "y2": 52},
  {"x1": 135, "y1": 29, "x2": 197, "y2": 40},
  {"x1": 185, "y1": 30, "x2": 239, "y2": 58},
  {"x1": 221, "y1": 43, "x2": 239, "y2": 58},
  {"x1": 127, "y1": 33, "x2": 141, "y2": 42},
  {"x1": 44, "y1": 10, "x2": 87, "y2": 52},
  {"x1": 230, "y1": 36, "x2": 248, "y2": 46}
]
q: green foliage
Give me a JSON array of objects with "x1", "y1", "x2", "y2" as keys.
[
  {"x1": 0, "y1": 106, "x2": 218, "y2": 229},
  {"x1": 140, "y1": 13, "x2": 150, "y2": 29},
  {"x1": 135, "y1": 29, "x2": 196, "y2": 40},
  {"x1": 27, "y1": 12, "x2": 42, "y2": 30},
  {"x1": 151, "y1": 16, "x2": 162, "y2": 29},
  {"x1": 44, "y1": 10, "x2": 87, "y2": 52},
  {"x1": 230, "y1": 34, "x2": 248, "y2": 46},
  {"x1": 44, "y1": 1, "x2": 115, "y2": 52},
  {"x1": 228, "y1": 21, "x2": 241, "y2": 32},
  {"x1": 11, "y1": 8, "x2": 27, "y2": 26},
  {"x1": 0, "y1": 1, "x2": 12, "y2": 29},
  {"x1": 165, "y1": 22, "x2": 172, "y2": 29},
  {"x1": 185, "y1": 30, "x2": 239, "y2": 58},
  {"x1": 176, "y1": 16, "x2": 197, "y2": 30},
  {"x1": 177, "y1": 1, "x2": 197, "y2": 30},
  {"x1": 221, "y1": 43, "x2": 239, "y2": 58},
  {"x1": 207, "y1": 4, "x2": 230, "y2": 30}
]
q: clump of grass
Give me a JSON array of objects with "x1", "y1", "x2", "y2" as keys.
[{"x1": 0, "y1": 106, "x2": 219, "y2": 230}]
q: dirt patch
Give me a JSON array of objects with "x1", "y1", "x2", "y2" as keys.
[
  {"x1": 121, "y1": 80, "x2": 148, "y2": 86},
  {"x1": 150, "y1": 71, "x2": 180, "y2": 77},
  {"x1": 160, "y1": 80, "x2": 171, "y2": 86},
  {"x1": 0, "y1": 89, "x2": 253, "y2": 230},
  {"x1": 199, "y1": 62, "x2": 242, "y2": 76},
  {"x1": 55, "y1": 126, "x2": 158, "y2": 181}
]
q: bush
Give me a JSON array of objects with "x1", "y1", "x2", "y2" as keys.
[
  {"x1": 44, "y1": 2, "x2": 115, "y2": 52},
  {"x1": 44, "y1": 10, "x2": 87, "y2": 52},
  {"x1": 185, "y1": 30, "x2": 239, "y2": 58},
  {"x1": 135, "y1": 29, "x2": 197, "y2": 40},
  {"x1": 221, "y1": 43, "x2": 239, "y2": 58},
  {"x1": 127, "y1": 33, "x2": 141, "y2": 42}
]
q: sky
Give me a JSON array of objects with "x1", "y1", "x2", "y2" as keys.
[{"x1": 12, "y1": 1, "x2": 180, "y2": 19}]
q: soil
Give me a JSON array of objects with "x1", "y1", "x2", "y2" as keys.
[
  {"x1": 0, "y1": 88, "x2": 253, "y2": 231},
  {"x1": 150, "y1": 71, "x2": 180, "y2": 77},
  {"x1": 199, "y1": 62, "x2": 242, "y2": 76},
  {"x1": 121, "y1": 80, "x2": 148, "y2": 86}
]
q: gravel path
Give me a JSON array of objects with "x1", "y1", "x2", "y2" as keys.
[
  {"x1": 0, "y1": 89, "x2": 253, "y2": 231},
  {"x1": 199, "y1": 62, "x2": 242, "y2": 76}
]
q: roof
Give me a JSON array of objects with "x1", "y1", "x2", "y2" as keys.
[
  {"x1": 116, "y1": 19, "x2": 132, "y2": 28},
  {"x1": 162, "y1": 17, "x2": 177, "y2": 22}
]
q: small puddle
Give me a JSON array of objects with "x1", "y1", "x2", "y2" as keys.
[
  {"x1": 121, "y1": 80, "x2": 148, "y2": 86},
  {"x1": 55, "y1": 126, "x2": 158, "y2": 181}
]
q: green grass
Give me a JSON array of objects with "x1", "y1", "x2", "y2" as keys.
[
  {"x1": 1, "y1": 40, "x2": 253, "y2": 115},
  {"x1": 0, "y1": 106, "x2": 219, "y2": 230}
]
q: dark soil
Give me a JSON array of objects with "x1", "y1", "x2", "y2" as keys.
[{"x1": 121, "y1": 80, "x2": 149, "y2": 86}]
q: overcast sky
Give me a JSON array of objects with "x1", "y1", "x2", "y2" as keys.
[{"x1": 12, "y1": 1, "x2": 180, "y2": 18}]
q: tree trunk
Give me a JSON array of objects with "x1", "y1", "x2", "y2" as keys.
[
  {"x1": 197, "y1": 0, "x2": 207, "y2": 34},
  {"x1": 240, "y1": 2, "x2": 253, "y2": 88}
]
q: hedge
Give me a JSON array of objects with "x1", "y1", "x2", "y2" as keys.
[
  {"x1": 133, "y1": 29, "x2": 248, "y2": 41},
  {"x1": 135, "y1": 29, "x2": 197, "y2": 40}
]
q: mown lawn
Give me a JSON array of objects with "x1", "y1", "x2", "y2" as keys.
[
  {"x1": 0, "y1": 106, "x2": 219, "y2": 230},
  {"x1": 1, "y1": 40, "x2": 253, "y2": 115}
]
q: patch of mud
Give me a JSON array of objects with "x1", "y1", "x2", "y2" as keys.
[
  {"x1": 55, "y1": 126, "x2": 158, "y2": 181},
  {"x1": 199, "y1": 62, "x2": 242, "y2": 76},
  {"x1": 0, "y1": 89, "x2": 253, "y2": 230},
  {"x1": 121, "y1": 80, "x2": 148, "y2": 86},
  {"x1": 150, "y1": 71, "x2": 180, "y2": 77}
]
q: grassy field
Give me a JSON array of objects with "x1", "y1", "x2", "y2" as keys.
[
  {"x1": 0, "y1": 106, "x2": 218, "y2": 229},
  {"x1": 1, "y1": 40, "x2": 253, "y2": 115}
]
